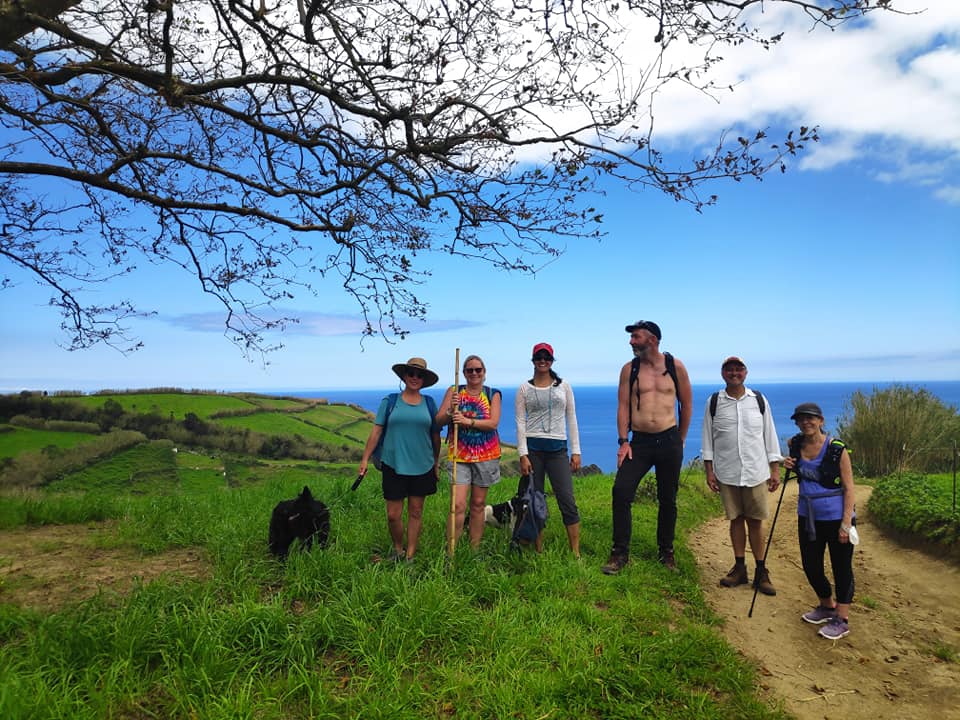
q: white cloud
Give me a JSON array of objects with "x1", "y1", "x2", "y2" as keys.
[
  {"x1": 620, "y1": 1, "x2": 960, "y2": 194},
  {"x1": 934, "y1": 184, "x2": 960, "y2": 204}
]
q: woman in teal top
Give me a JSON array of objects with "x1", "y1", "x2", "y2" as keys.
[{"x1": 359, "y1": 358, "x2": 441, "y2": 561}]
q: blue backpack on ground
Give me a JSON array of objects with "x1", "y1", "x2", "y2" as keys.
[
  {"x1": 371, "y1": 393, "x2": 438, "y2": 471},
  {"x1": 511, "y1": 474, "x2": 548, "y2": 548}
]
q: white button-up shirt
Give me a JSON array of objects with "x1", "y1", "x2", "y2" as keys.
[{"x1": 701, "y1": 388, "x2": 782, "y2": 487}]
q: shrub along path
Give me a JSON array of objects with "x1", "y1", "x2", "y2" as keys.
[{"x1": 690, "y1": 484, "x2": 960, "y2": 720}]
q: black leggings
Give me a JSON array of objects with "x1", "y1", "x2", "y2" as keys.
[{"x1": 797, "y1": 517, "x2": 855, "y2": 604}]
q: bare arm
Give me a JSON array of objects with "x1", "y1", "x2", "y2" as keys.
[
  {"x1": 674, "y1": 357, "x2": 693, "y2": 445},
  {"x1": 839, "y1": 449, "x2": 856, "y2": 542},
  {"x1": 436, "y1": 386, "x2": 455, "y2": 425},
  {"x1": 358, "y1": 424, "x2": 384, "y2": 477},
  {"x1": 616, "y1": 362, "x2": 632, "y2": 467}
]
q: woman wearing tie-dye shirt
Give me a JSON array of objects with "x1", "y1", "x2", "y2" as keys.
[{"x1": 436, "y1": 354, "x2": 502, "y2": 549}]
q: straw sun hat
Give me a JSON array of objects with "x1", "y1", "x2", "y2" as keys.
[{"x1": 391, "y1": 357, "x2": 439, "y2": 387}]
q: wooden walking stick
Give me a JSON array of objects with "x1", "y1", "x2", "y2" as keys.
[{"x1": 447, "y1": 348, "x2": 460, "y2": 557}]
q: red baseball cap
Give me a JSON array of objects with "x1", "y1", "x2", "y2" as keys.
[{"x1": 532, "y1": 342, "x2": 554, "y2": 358}]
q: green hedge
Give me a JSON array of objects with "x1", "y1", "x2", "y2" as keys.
[{"x1": 867, "y1": 472, "x2": 960, "y2": 555}]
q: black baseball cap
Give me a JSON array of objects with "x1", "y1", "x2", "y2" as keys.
[
  {"x1": 791, "y1": 402, "x2": 824, "y2": 420},
  {"x1": 625, "y1": 320, "x2": 661, "y2": 340}
]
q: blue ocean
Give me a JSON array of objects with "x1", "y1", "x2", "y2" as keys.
[{"x1": 290, "y1": 381, "x2": 960, "y2": 474}]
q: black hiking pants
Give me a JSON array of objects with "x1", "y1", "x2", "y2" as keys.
[
  {"x1": 797, "y1": 518, "x2": 855, "y2": 604},
  {"x1": 610, "y1": 426, "x2": 683, "y2": 557}
]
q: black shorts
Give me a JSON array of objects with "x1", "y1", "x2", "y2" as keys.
[{"x1": 381, "y1": 464, "x2": 438, "y2": 501}]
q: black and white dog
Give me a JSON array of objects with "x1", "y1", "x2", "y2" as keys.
[
  {"x1": 268, "y1": 486, "x2": 330, "y2": 559},
  {"x1": 463, "y1": 500, "x2": 514, "y2": 530}
]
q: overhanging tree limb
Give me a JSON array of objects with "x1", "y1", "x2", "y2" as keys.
[{"x1": 0, "y1": 1, "x2": 899, "y2": 354}]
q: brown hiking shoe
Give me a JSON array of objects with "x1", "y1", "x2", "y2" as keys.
[
  {"x1": 658, "y1": 550, "x2": 676, "y2": 570},
  {"x1": 753, "y1": 568, "x2": 776, "y2": 596},
  {"x1": 601, "y1": 553, "x2": 628, "y2": 575},
  {"x1": 719, "y1": 564, "x2": 749, "y2": 587}
]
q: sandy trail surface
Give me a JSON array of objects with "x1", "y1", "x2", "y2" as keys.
[{"x1": 689, "y1": 484, "x2": 960, "y2": 720}]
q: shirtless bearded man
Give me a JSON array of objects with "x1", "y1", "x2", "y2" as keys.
[{"x1": 602, "y1": 320, "x2": 692, "y2": 574}]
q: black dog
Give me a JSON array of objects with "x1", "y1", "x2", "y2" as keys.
[
  {"x1": 463, "y1": 500, "x2": 513, "y2": 530},
  {"x1": 268, "y1": 486, "x2": 330, "y2": 559}
]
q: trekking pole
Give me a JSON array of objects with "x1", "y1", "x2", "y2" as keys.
[
  {"x1": 682, "y1": 454, "x2": 701, "y2": 484},
  {"x1": 748, "y1": 469, "x2": 792, "y2": 618},
  {"x1": 447, "y1": 348, "x2": 460, "y2": 558}
]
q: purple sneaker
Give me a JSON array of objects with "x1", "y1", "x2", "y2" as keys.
[
  {"x1": 801, "y1": 605, "x2": 837, "y2": 625},
  {"x1": 818, "y1": 616, "x2": 850, "y2": 640}
]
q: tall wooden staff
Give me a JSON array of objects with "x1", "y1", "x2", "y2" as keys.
[{"x1": 447, "y1": 348, "x2": 460, "y2": 557}]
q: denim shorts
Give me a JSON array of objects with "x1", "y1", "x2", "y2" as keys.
[{"x1": 447, "y1": 458, "x2": 501, "y2": 487}]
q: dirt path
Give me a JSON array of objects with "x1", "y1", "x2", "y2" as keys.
[
  {"x1": 690, "y1": 485, "x2": 960, "y2": 720},
  {"x1": 0, "y1": 524, "x2": 209, "y2": 610}
]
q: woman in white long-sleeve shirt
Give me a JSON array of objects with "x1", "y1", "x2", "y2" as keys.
[{"x1": 515, "y1": 342, "x2": 582, "y2": 557}]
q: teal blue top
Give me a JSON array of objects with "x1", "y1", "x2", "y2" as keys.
[{"x1": 375, "y1": 395, "x2": 436, "y2": 475}]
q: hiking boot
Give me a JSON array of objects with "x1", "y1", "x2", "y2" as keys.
[
  {"x1": 801, "y1": 605, "x2": 837, "y2": 625},
  {"x1": 601, "y1": 553, "x2": 628, "y2": 575},
  {"x1": 753, "y1": 568, "x2": 776, "y2": 596},
  {"x1": 818, "y1": 616, "x2": 850, "y2": 640},
  {"x1": 658, "y1": 550, "x2": 676, "y2": 570},
  {"x1": 719, "y1": 564, "x2": 749, "y2": 587}
]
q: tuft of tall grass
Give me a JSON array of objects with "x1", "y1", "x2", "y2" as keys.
[{"x1": 838, "y1": 384, "x2": 959, "y2": 477}]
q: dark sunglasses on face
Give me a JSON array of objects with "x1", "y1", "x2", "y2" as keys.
[
  {"x1": 532, "y1": 354, "x2": 553, "y2": 362},
  {"x1": 405, "y1": 370, "x2": 425, "y2": 379},
  {"x1": 464, "y1": 367, "x2": 484, "y2": 374}
]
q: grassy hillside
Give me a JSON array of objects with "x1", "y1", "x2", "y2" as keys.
[
  {"x1": 0, "y1": 454, "x2": 783, "y2": 719},
  {"x1": 0, "y1": 388, "x2": 790, "y2": 719}
]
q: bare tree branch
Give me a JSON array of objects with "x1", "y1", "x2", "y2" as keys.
[{"x1": 0, "y1": 1, "x2": 899, "y2": 354}]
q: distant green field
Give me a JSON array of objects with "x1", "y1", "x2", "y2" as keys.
[
  {"x1": 0, "y1": 425, "x2": 99, "y2": 459},
  {"x1": 49, "y1": 441, "x2": 179, "y2": 492},
  {"x1": 233, "y1": 394, "x2": 314, "y2": 411},
  {"x1": 213, "y1": 412, "x2": 363, "y2": 448},
  {"x1": 64, "y1": 393, "x2": 260, "y2": 419},
  {"x1": 299, "y1": 404, "x2": 370, "y2": 427}
]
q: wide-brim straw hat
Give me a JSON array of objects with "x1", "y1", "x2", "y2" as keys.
[{"x1": 392, "y1": 357, "x2": 439, "y2": 387}]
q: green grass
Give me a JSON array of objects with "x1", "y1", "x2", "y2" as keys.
[
  {"x1": 867, "y1": 472, "x2": 960, "y2": 553},
  {"x1": 65, "y1": 392, "x2": 262, "y2": 419},
  {"x1": 0, "y1": 392, "x2": 790, "y2": 717},
  {"x1": 0, "y1": 460, "x2": 791, "y2": 719},
  {"x1": 214, "y1": 412, "x2": 363, "y2": 449},
  {"x1": 0, "y1": 426, "x2": 99, "y2": 459}
]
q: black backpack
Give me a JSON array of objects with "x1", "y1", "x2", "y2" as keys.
[
  {"x1": 511, "y1": 474, "x2": 547, "y2": 548},
  {"x1": 709, "y1": 390, "x2": 765, "y2": 417},
  {"x1": 788, "y1": 434, "x2": 846, "y2": 489}
]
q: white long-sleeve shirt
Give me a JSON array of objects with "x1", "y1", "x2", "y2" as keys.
[
  {"x1": 701, "y1": 387, "x2": 782, "y2": 487},
  {"x1": 515, "y1": 380, "x2": 581, "y2": 456}
]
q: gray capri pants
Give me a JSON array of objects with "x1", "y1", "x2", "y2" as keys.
[{"x1": 528, "y1": 449, "x2": 580, "y2": 526}]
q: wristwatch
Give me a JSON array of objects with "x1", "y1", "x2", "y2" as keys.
[{"x1": 618, "y1": 437, "x2": 629, "y2": 446}]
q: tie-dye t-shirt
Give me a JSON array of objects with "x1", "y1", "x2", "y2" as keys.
[{"x1": 447, "y1": 385, "x2": 501, "y2": 463}]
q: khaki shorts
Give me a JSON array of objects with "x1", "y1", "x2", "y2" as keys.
[
  {"x1": 719, "y1": 482, "x2": 770, "y2": 521},
  {"x1": 448, "y1": 458, "x2": 500, "y2": 487}
]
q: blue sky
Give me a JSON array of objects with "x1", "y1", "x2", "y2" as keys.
[{"x1": 2, "y1": 1, "x2": 958, "y2": 393}]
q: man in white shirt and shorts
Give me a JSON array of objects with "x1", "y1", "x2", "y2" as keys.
[{"x1": 702, "y1": 356, "x2": 781, "y2": 596}]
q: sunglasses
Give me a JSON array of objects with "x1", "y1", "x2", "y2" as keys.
[
  {"x1": 532, "y1": 354, "x2": 554, "y2": 362},
  {"x1": 463, "y1": 367, "x2": 484, "y2": 374},
  {"x1": 405, "y1": 369, "x2": 425, "y2": 379}
]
